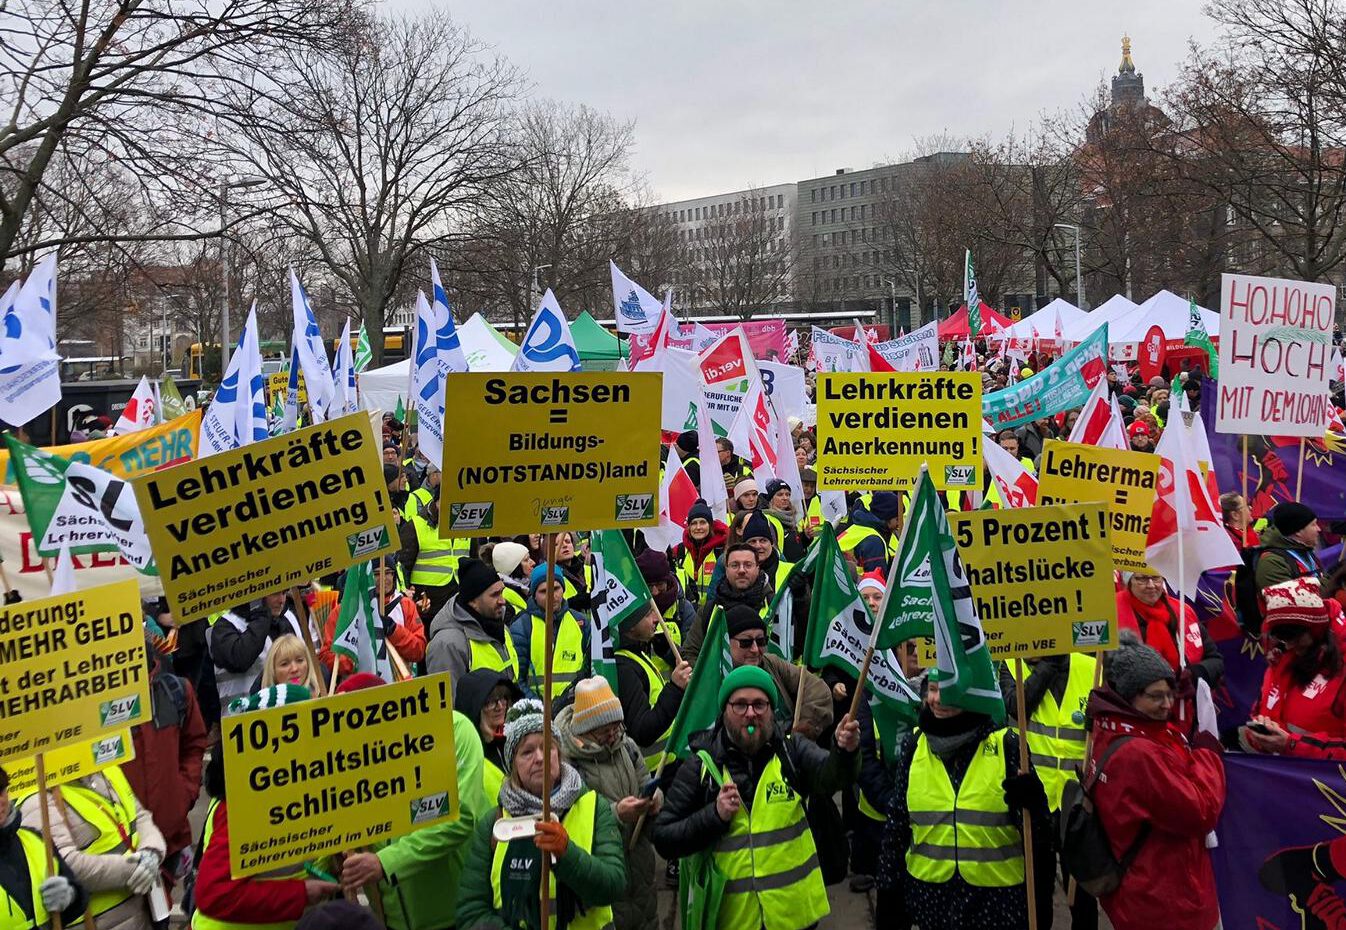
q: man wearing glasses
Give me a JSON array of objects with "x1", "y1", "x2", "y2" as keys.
[{"x1": 723, "y1": 605, "x2": 833, "y2": 741}]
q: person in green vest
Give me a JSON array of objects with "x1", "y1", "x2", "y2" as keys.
[
  {"x1": 798, "y1": 468, "x2": 825, "y2": 540},
  {"x1": 427, "y1": 558, "x2": 521, "y2": 686},
  {"x1": 651, "y1": 665, "x2": 861, "y2": 930},
  {"x1": 681, "y1": 543, "x2": 771, "y2": 665},
  {"x1": 0, "y1": 766, "x2": 88, "y2": 929},
  {"x1": 716, "y1": 437, "x2": 752, "y2": 485},
  {"x1": 490, "y1": 540, "x2": 536, "y2": 617},
  {"x1": 635, "y1": 548, "x2": 696, "y2": 651},
  {"x1": 457, "y1": 699, "x2": 627, "y2": 930},
  {"x1": 456, "y1": 670, "x2": 523, "y2": 807},
  {"x1": 675, "y1": 431, "x2": 701, "y2": 487},
  {"x1": 838, "y1": 492, "x2": 901, "y2": 574},
  {"x1": 399, "y1": 496, "x2": 470, "y2": 622},
  {"x1": 616, "y1": 601, "x2": 692, "y2": 773},
  {"x1": 674, "y1": 499, "x2": 728, "y2": 607},
  {"x1": 875, "y1": 679, "x2": 1051, "y2": 930},
  {"x1": 511, "y1": 563, "x2": 590, "y2": 701},
  {"x1": 401, "y1": 464, "x2": 440, "y2": 520}
]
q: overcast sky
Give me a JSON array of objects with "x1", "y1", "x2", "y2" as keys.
[{"x1": 386, "y1": 1, "x2": 1217, "y2": 203}]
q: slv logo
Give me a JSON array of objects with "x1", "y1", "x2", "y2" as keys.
[
  {"x1": 410, "y1": 792, "x2": 449, "y2": 824},
  {"x1": 944, "y1": 465, "x2": 975, "y2": 487},
  {"x1": 450, "y1": 502, "x2": 494, "y2": 530},
  {"x1": 540, "y1": 505, "x2": 570, "y2": 527},
  {"x1": 1072, "y1": 621, "x2": 1110, "y2": 648},
  {"x1": 764, "y1": 781, "x2": 796, "y2": 804},
  {"x1": 99, "y1": 695, "x2": 141, "y2": 727},
  {"x1": 91, "y1": 735, "x2": 128, "y2": 766},
  {"x1": 615, "y1": 494, "x2": 654, "y2": 522},
  {"x1": 346, "y1": 526, "x2": 388, "y2": 558}
]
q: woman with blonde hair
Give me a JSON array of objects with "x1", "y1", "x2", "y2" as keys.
[{"x1": 260, "y1": 635, "x2": 322, "y2": 693}]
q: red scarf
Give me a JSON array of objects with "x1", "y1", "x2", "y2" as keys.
[{"x1": 1122, "y1": 592, "x2": 1203, "y2": 672}]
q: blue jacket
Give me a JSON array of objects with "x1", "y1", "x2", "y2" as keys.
[
  {"x1": 846, "y1": 502, "x2": 891, "y2": 574},
  {"x1": 508, "y1": 598, "x2": 591, "y2": 699}
]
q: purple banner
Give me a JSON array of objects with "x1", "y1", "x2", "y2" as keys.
[
  {"x1": 1212, "y1": 753, "x2": 1346, "y2": 927},
  {"x1": 1202, "y1": 381, "x2": 1346, "y2": 521}
]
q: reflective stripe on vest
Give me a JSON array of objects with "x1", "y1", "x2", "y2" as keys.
[
  {"x1": 710, "y1": 755, "x2": 830, "y2": 929},
  {"x1": 0, "y1": 830, "x2": 50, "y2": 930},
  {"x1": 57, "y1": 766, "x2": 139, "y2": 918},
  {"x1": 193, "y1": 800, "x2": 305, "y2": 930},
  {"x1": 409, "y1": 517, "x2": 468, "y2": 587},
  {"x1": 1025, "y1": 653, "x2": 1096, "y2": 811},
  {"x1": 490, "y1": 791, "x2": 614, "y2": 930},
  {"x1": 906, "y1": 728, "x2": 1025, "y2": 888},
  {"x1": 528, "y1": 611, "x2": 585, "y2": 699},
  {"x1": 468, "y1": 637, "x2": 520, "y2": 682},
  {"x1": 615, "y1": 648, "x2": 672, "y2": 772}
]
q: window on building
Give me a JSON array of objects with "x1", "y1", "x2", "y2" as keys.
[
  {"x1": 860, "y1": 180, "x2": 868, "y2": 195},
  {"x1": 850, "y1": 182, "x2": 857, "y2": 197},
  {"x1": 811, "y1": 189, "x2": 817, "y2": 203}
]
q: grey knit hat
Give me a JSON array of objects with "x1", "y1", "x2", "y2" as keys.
[
  {"x1": 1107, "y1": 631, "x2": 1176, "y2": 701},
  {"x1": 503, "y1": 698, "x2": 560, "y2": 771}
]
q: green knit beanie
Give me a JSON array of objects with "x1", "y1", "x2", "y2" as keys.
[
  {"x1": 226, "y1": 684, "x2": 312, "y2": 717},
  {"x1": 717, "y1": 664, "x2": 779, "y2": 712}
]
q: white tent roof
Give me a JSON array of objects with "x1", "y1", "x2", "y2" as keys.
[
  {"x1": 357, "y1": 313, "x2": 516, "y2": 413},
  {"x1": 997, "y1": 298, "x2": 1088, "y2": 340},
  {"x1": 1060, "y1": 294, "x2": 1139, "y2": 342},
  {"x1": 1109, "y1": 290, "x2": 1220, "y2": 346}
]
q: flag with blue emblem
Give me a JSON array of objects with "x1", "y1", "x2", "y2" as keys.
[
  {"x1": 609, "y1": 261, "x2": 661, "y2": 335},
  {"x1": 430, "y1": 259, "x2": 469, "y2": 377},
  {"x1": 290, "y1": 269, "x2": 335, "y2": 423},
  {"x1": 331, "y1": 317, "x2": 357, "y2": 416},
  {"x1": 201, "y1": 303, "x2": 268, "y2": 457},
  {"x1": 411, "y1": 290, "x2": 445, "y2": 467},
  {"x1": 512, "y1": 289, "x2": 581, "y2": 373},
  {"x1": 0, "y1": 253, "x2": 62, "y2": 427}
]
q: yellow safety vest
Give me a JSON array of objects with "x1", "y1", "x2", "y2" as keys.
[
  {"x1": 409, "y1": 515, "x2": 469, "y2": 587},
  {"x1": 703, "y1": 752, "x2": 829, "y2": 930},
  {"x1": 491, "y1": 791, "x2": 614, "y2": 930},
  {"x1": 482, "y1": 758, "x2": 505, "y2": 807},
  {"x1": 402, "y1": 486, "x2": 433, "y2": 521},
  {"x1": 615, "y1": 648, "x2": 673, "y2": 772},
  {"x1": 679, "y1": 549, "x2": 718, "y2": 605},
  {"x1": 0, "y1": 830, "x2": 50, "y2": 930},
  {"x1": 527, "y1": 610, "x2": 585, "y2": 699},
  {"x1": 798, "y1": 497, "x2": 823, "y2": 535},
  {"x1": 467, "y1": 636, "x2": 521, "y2": 683},
  {"x1": 858, "y1": 717, "x2": 886, "y2": 822},
  {"x1": 836, "y1": 524, "x2": 896, "y2": 560},
  {"x1": 1025, "y1": 654, "x2": 1096, "y2": 811},
  {"x1": 54, "y1": 766, "x2": 140, "y2": 920},
  {"x1": 193, "y1": 800, "x2": 307, "y2": 930},
  {"x1": 651, "y1": 606, "x2": 685, "y2": 678},
  {"x1": 502, "y1": 586, "x2": 527, "y2": 615},
  {"x1": 906, "y1": 728, "x2": 1025, "y2": 888}
]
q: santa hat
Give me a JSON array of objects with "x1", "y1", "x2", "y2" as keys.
[{"x1": 857, "y1": 571, "x2": 886, "y2": 595}]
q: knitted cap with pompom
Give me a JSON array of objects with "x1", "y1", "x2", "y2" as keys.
[
  {"x1": 226, "y1": 684, "x2": 311, "y2": 717},
  {"x1": 569, "y1": 677, "x2": 624, "y2": 735},
  {"x1": 503, "y1": 698, "x2": 559, "y2": 771}
]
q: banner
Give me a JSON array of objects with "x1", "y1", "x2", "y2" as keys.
[
  {"x1": 1216, "y1": 273, "x2": 1335, "y2": 436},
  {"x1": 815, "y1": 372, "x2": 981, "y2": 491},
  {"x1": 1038, "y1": 440, "x2": 1160, "y2": 572},
  {"x1": 983, "y1": 325, "x2": 1109, "y2": 430},
  {"x1": 7, "y1": 729, "x2": 134, "y2": 795},
  {"x1": 223, "y1": 675, "x2": 459, "y2": 877},
  {"x1": 1138, "y1": 324, "x2": 1165, "y2": 384},
  {"x1": 809, "y1": 328, "x2": 866, "y2": 373},
  {"x1": 135, "y1": 412, "x2": 397, "y2": 623},
  {"x1": 440, "y1": 373, "x2": 661, "y2": 536},
  {"x1": 697, "y1": 318, "x2": 789, "y2": 362},
  {"x1": 872, "y1": 321, "x2": 938, "y2": 371},
  {"x1": 0, "y1": 580, "x2": 149, "y2": 765},
  {"x1": 0, "y1": 410, "x2": 201, "y2": 484}
]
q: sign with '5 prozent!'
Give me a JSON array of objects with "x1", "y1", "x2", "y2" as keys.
[
  {"x1": 134, "y1": 412, "x2": 398, "y2": 623},
  {"x1": 441, "y1": 373, "x2": 661, "y2": 536}
]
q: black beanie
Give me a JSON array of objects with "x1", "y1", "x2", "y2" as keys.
[
  {"x1": 457, "y1": 558, "x2": 497, "y2": 604},
  {"x1": 1273, "y1": 501, "x2": 1317, "y2": 537},
  {"x1": 295, "y1": 901, "x2": 385, "y2": 930},
  {"x1": 687, "y1": 499, "x2": 714, "y2": 524},
  {"x1": 739, "y1": 511, "x2": 772, "y2": 542},
  {"x1": 725, "y1": 605, "x2": 766, "y2": 638},
  {"x1": 676, "y1": 431, "x2": 699, "y2": 455}
]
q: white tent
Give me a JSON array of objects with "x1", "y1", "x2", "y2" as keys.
[
  {"x1": 1108, "y1": 290, "x2": 1220, "y2": 360},
  {"x1": 1060, "y1": 294, "x2": 1139, "y2": 343},
  {"x1": 357, "y1": 313, "x2": 517, "y2": 413},
  {"x1": 995, "y1": 298, "x2": 1088, "y2": 341}
]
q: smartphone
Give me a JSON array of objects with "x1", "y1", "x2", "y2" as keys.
[{"x1": 1246, "y1": 722, "x2": 1274, "y2": 735}]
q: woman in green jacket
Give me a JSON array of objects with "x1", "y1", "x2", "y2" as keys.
[{"x1": 457, "y1": 699, "x2": 626, "y2": 930}]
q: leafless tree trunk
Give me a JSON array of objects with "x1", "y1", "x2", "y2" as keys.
[{"x1": 681, "y1": 188, "x2": 793, "y2": 319}]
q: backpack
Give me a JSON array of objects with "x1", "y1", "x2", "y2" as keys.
[
  {"x1": 1232, "y1": 546, "x2": 1315, "y2": 636},
  {"x1": 1058, "y1": 735, "x2": 1150, "y2": 897}
]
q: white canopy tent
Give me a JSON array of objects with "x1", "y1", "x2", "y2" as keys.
[
  {"x1": 357, "y1": 312, "x2": 517, "y2": 413},
  {"x1": 995, "y1": 298, "x2": 1088, "y2": 341},
  {"x1": 1060, "y1": 294, "x2": 1139, "y2": 343},
  {"x1": 1108, "y1": 290, "x2": 1220, "y2": 360}
]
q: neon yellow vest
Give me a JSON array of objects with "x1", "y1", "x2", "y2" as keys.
[
  {"x1": 55, "y1": 766, "x2": 139, "y2": 919},
  {"x1": 1025, "y1": 653, "x2": 1096, "y2": 811},
  {"x1": 527, "y1": 610, "x2": 585, "y2": 699},
  {"x1": 482, "y1": 758, "x2": 505, "y2": 807},
  {"x1": 192, "y1": 800, "x2": 306, "y2": 930},
  {"x1": 409, "y1": 516, "x2": 469, "y2": 587},
  {"x1": 490, "y1": 791, "x2": 614, "y2": 930},
  {"x1": 837, "y1": 524, "x2": 896, "y2": 560},
  {"x1": 906, "y1": 728, "x2": 1025, "y2": 888},
  {"x1": 705, "y1": 753, "x2": 829, "y2": 930},
  {"x1": 615, "y1": 648, "x2": 672, "y2": 772},
  {"x1": 679, "y1": 549, "x2": 717, "y2": 605},
  {"x1": 468, "y1": 636, "x2": 520, "y2": 682},
  {"x1": 0, "y1": 830, "x2": 50, "y2": 930},
  {"x1": 858, "y1": 717, "x2": 886, "y2": 822},
  {"x1": 502, "y1": 586, "x2": 527, "y2": 615},
  {"x1": 798, "y1": 497, "x2": 823, "y2": 534},
  {"x1": 402, "y1": 486, "x2": 432, "y2": 520}
]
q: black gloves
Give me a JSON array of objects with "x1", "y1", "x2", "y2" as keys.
[{"x1": 1002, "y1": 770, "x2": 1047, "y2": 811}]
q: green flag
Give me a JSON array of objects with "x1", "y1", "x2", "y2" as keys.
[
  {"x1": 590, "y1": 530, "x2": 655, "y2": 694},
  {"x1": 331, "y1": 560, "x2": 392, "y2": 680},
  {"x1": 394, "y1": 395, "x2": 406, "y2": 424},
  {"x1": 1184, "y1": 295, "x2": 1218, "y2": 378},
  {"x1": 159, "y1": 376, "x2": 187, "y2": 421},
  {"x1": 801, "y1": 523, "x2": 922, "y2": 721},
  {"x1": 354, "y1": 324, "x2": 373, "y2": 373},
  {"x1": 664, "y1": 606, "x2": 732, "y2": 760},
  {"x1": 964, "y1": 249, "x2": 981, "y2": 337}
]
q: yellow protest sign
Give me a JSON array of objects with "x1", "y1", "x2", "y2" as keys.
[
  {"x1": 7, "y1": 729, "x2": 135, "y2": 796},
  {"x1": 0, "y1": 580, "x2": 149, "y2": 765},
  {"x1": 267, "y1": 371, "x2": 306, "y2": 405},
  {"x1": 815, "y1": 372, "x2": 982, "y2": 491},
  {"x1": 134, "y1": 412, "x2": 398, "y2": 623},
  {"x1": 917, "y1": 504, "x2": 1118, "y2": 665},
  {"x1": 0, "y1": 410, "x2": 202, "y2": 483},
  {"x1": 223, "y1": 674, "x2": 459, "y2": 878},
  {"x1": 1037, "y1": 440, "x2": 1160, "y2": 573},
  {"x1": 440, "y1": 373, "x2": 662, "y2": 536}
]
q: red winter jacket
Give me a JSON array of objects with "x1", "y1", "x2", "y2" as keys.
[
  {"x1": 1253, "y1": 649, "x2": 1346, "y2": 759},
  {"x1": 320, "y1": 593, "x2": 427, "y2": 677},
  {"x1": 193, "y1": 801, "x2": 309, "y2": 925},
  {"x1": 1086, "y1": 687, "x2": 1225, "y2": 930},
  {"x1": 123, "y1": 665, "x2": 208, "y2": 859}
]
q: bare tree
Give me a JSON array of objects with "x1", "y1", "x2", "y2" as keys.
[{"x1": 680, "y1": 189, "x2": 793, "y2": 319}]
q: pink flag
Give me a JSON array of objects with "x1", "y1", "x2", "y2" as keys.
[{"x1": 984, "y1": 439, "x2": 1038, "y2": 508}]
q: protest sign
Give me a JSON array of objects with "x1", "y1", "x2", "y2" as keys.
[
  {"x1": 7, "y1": 729, "x2": 134, "y2": 795},
  {"x1": 0, "y1": 410, "x2": 201, "y2": 484},
  {"x1": 1216, "y1": 273, "x2": 1335, "y2": 435},
  {"x1": 872, "y1": 321, "x2": 938, "y2": 371},
  {"x1": 267, "y1": 370, "x2": 306, "y2": 406},
  {"x1": 440, "y1": 373, "x2": 661, "y2": 536},
  {"x1": 224, "y1": 674, "x2": 459, "y2": 878},
  {"x1": 917, "y1": 504, "x2": 1117, "y2": 663},
  {"x1": 135, "y1": 412, "x2": 397, "y2": 623},
  {"x1": 0, "y1": 579, "x2": 149, "y2": 765},
  {"x1": 983, "y1": 325, "x2": 1109, "y2": 430},
  {"x1": 815, "y1": 372, "x2": 981, "y2": 491},
  {"x1": 1038, "y1": 440, "x2": 1160, "y2": 572}
]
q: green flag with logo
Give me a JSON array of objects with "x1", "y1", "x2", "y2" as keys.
[
  {"x1": 331, "y1": 560, "x2": 392, "y2": 681},
  {"x1": 665, "y1": 606, "x2": 731, "y2": 759},
  {"x1": 590, "y1": 530, "x2": 655, "y2": 694},
  {"x1": 394, "y1": 395, "x2": 406, "y2": 424},
  {"x1": 159, "y1": 375, "x2": 187, "y2": 421},
  {"x1": 1184, "y1": 295, "x2": 1218, "y2": 378},
  {"x1": 964, "y1": 249, "x2": 981, "y2": 337},
  {"x1": 354, "y1": 323, "x2": 373, "y2": 373}
]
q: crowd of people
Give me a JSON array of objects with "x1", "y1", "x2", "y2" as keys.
[{"x1": 6, "y1": 355, "x2": 1346, "y2": 930}]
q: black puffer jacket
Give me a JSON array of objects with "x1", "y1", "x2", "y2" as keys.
[
  {"x1": 651, "y1": 723, "x2": 858, "y2": 862},
  {"x1": 455, "y1": 668, "x2": 520, "y2": 776},
  {"x1": 0, "y1": 808, "x2": 87, "y2": 927}
]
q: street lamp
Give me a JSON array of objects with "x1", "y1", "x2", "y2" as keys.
[
  {"x1": 1053, "y1": 223, "x2": 1086, "y2": 310},
  {"x1": 218, "y1": 177, "x2": 266, "y2": 375},
  {"x1": 881, "y1": 273, "x2": 921, "y2": 330}
]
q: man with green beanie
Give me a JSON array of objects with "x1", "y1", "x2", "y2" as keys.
[{"x1": 652, "y1": 665, "x2": 860, "y2": 930}]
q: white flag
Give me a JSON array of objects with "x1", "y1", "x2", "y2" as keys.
[
  {"x1": 430, "y1": 259, "x2": 469, "y2": 377},
  {"x1": 290, "y1": 269, "x2": 335, "y2": 423},
  {"x1": 512, "y1": 289, "x2": 581, "y2": 373},
  {"x1": 112, "y1": 376, "x2": 158, "y2": 435},
  {"x1": 200, "y1": 304, "x2": 267, "y2": 457},
  {"x1": 610, "y1": 261, "x2": 662, "y2": 335},
  {"x1": 695, "y1": 393, "x2": 729, "y2": 521},
  {"x1": 0, "y1": 256, "x2": 61, "y2": 427},
  {"x1": 43, "y1": 463, "x2": 155, "y2": 571},
  {"x1": 332, "y1": 318, "x2": 357, "y2": 416},
  {"x1": 1067, "y1": 378, "x2": 1128, "y2": 451},
  {"x1": 281, "y1": 344, "x2": 301, "y2": 434},
  {"x1": 49, "y1": 545, "x2": 77, "y2": 596},
  {"x1": 411, "y1": 291, "x2": 445, "y2": 468}
]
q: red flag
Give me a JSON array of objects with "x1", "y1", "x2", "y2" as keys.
[{"x1": 868, "y1": 342, "x2": 896, "y2": 372}]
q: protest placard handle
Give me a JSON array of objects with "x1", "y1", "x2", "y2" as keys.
[
  {"x1": 659, "y1": 621, "x2": 683, "y2": 668},
  {"x1": 792, "y1": 663, "x2": 807, "y2": 734},
  {"x1": 629, "y1": 753, "x2": 668, "y2": 850},
  {"x1": 1241, "y1": 436, "x2": 1249, "y2": 548},
  {"x1": 540, "y1": 533, "x2": 557, "y2": 929},
  {"x1": 290, "y1": 588, "x2": 327, "y2": 696},
  {"x1": 1296, "y1": 437, "x2": 1306, "y2": 500},
  {"x1": 848, "y1": 644, "x2": 875, "y2": 722},
  {"x1": 1013, "y1": 658, "x2": 1039, "y2": 930},
  {"x1": 33, "y1": 755, "x2": 63, "y2": 930}
]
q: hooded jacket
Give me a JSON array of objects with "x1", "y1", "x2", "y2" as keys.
[
  {"x1": 1085, "y1": 687, "x2": 1225, "y2": 930},
  {"x1": 844, "y1": 502, "x2": 891, "y2": 574},
  {"x1": 426, "y1": 594, "x2": 512, "y2": 685},
  {"x1": 455, "y1": 669, "x2": 520, "y2": 783}
]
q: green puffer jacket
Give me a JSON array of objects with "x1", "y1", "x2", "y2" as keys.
[{"x1": 374, "y1": 710, "x2": 489, "y2": 930}]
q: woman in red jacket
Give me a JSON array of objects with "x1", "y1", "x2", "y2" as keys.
[
  {"x1": 1242, "y1": 576, "x2": 1346, "y2": 759},
  {"x1": 1087, "y1": 637, "x2": 1226, "y2": 930}
]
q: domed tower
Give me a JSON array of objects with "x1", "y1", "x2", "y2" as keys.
[{"x1": 1111, "y1": 35, "x2": 1145, "y2": 107}]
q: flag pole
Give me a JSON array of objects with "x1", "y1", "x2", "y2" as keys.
[
  {"x1": 1240, "y1": 435, "x2": 1249, "y2": 548},
  {"x1": 1013, "y1": 658, "x2": 1040, "y2": 930},
  {"x1": 1295, "y1": 437, "x2": 1307, "y2": 500},
  {"x1": 849, "y1": 480, "x2": 917, "y2": 722},
  {"x1": 291, "y1": 587, "x2": 327, "y2": 696},
  {"x1": 34, "y1": 756, "x2": 63, "y2": 930},
  {"x1": 540, "y1": 533, "x2": 557, "y2": 928}
]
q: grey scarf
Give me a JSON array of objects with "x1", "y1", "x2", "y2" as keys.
[
  {"x1": 499, "y1": 763, "x2": 586, "y2": 817},
  {"x1": 926, "y1": 728, "x2": 983, "y2": 759}
]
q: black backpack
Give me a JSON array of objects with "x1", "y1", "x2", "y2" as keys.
[
  {"x1": 1232, "y1": 546, "x2": 1315, "y2": 636},
  {"x1": 1058, "y1": 736, "x2": 1150, "y2": 897}
]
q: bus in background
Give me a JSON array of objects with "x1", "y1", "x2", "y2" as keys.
[
  {"x1": 332, "y1": 326, "x2": 410, "y2": 366},
  {"x1": 184, "y1": 340, "x2": 288, "y2": 381}
]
